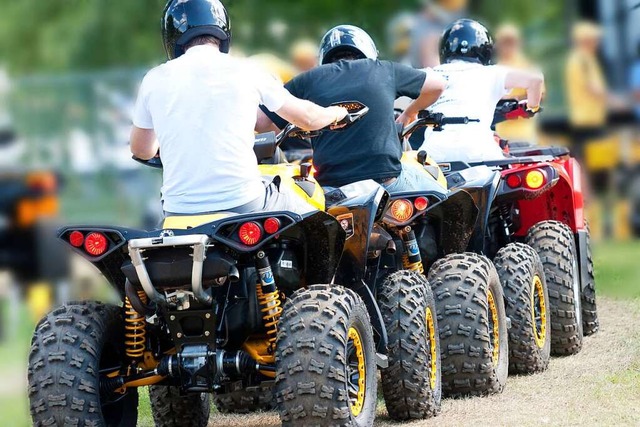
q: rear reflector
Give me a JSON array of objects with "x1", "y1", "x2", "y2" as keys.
[
  {"x1": 69, "y1": 231, "x2": 84, "y2": 247},
  {"x1": 264, "y1": 217, "x2": 281, "y2": 234}
]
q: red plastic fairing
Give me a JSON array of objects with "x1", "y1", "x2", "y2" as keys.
[{"x1": 512, "y1": 158, "x2": 584, "y2": 236}]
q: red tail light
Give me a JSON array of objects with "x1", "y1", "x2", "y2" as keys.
[
  {"x1": 390, "y1": 199, "x2": 414, "y2": 222},
  {"x1": 263, "y1": 217, "x2": 281, "y2": 234},
  {"x1": 414, "y1": 197, "x2": 429, "y2": 211},
  {"x1": 506, "y1": 174, "x2": 522, "y2": 188},
  {"x1": 69, "y1": 231, "x2": 84, "y2": 248},
  {"x1": 84, "y1": 232, "x2": 108, "y2": 256},
  {"x1": 238, "y1": 222, "x2": 263, "y2": 246}
]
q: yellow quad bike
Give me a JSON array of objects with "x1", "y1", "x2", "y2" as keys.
[{"x1": 259, "y1": 102, "x2": 444, "y2": 421}]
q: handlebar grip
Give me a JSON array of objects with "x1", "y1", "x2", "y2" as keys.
[{"x1": 442, "y1": 117, "x2": 470, "y2": 125}]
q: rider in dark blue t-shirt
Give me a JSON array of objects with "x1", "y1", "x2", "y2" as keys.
[{"x1": 257, "y1": 25, "x2": 445, "y2": 191}]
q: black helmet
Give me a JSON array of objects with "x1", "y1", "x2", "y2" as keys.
[
  {"x1": 318, "y1": 25, "x2": 378, "y2": 65},
  {"x1": 440, "y1": 19, "x2": 494, "y2": 66},
  {"x1": 162, "y1": 0, "x2": 231, "y2": 60}
]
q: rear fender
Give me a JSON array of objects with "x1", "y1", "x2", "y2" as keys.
[
  {"x1": 424, "y1": 189, "x2": 479, "y2": 255},
  {"x1": 326, "y1": 180, "x2": 390, "y2": 286},
  {"x1": 513, "y1": 159, "x2": 584, "y2": 235}
]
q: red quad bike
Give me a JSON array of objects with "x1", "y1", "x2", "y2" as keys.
[{"x1": 405, "y1": 103, "x2": 598, "y2": 364}]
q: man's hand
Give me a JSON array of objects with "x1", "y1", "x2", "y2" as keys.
[{"x1": 396, "y1": 110, "x2": 418, "y2": 128}]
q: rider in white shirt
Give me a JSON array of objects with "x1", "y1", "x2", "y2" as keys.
[
  {"x1": 419, "y1": 19, "x2": 544, "y2": 163},
  {"x1": 130, "y1": 0, "x2": 347, "y2": 216}
]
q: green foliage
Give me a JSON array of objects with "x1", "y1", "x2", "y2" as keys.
[{"x1": 0, "y1": 0, "x2": 571, "y2": 74}]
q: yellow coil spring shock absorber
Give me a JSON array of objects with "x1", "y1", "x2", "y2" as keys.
[
  {"x1": 124, "y1": 290, "x2": 148, "y2": 359},
  {"x1": 255, "y1": 251, "x2": 283, "y2": 350},
  {"x1": 401, "y1": 227, "x2": 425, "y2": 274}
]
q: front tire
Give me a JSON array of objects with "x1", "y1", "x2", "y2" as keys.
[
  {"x1": 427, "y1": 253, "x2": 509, "y2": 397},
  {"x1": 527, "y1": 221, "x2": 583, "y2": 355},
  {"x1": 494, "y1": 243, "x2": 551, "y2": 374},
  {"x1": 275, "y1": 285, "x2": 376, "y2": 427},
  {"x1": 377, "y1": 270, "x2": 441, "y2": 420},
  {"x1": 149, "y1": 386, "x2": 210, "y2": 427},
  {"x1": 28, "y1": 302, "x2": 138, "y2": 427}
]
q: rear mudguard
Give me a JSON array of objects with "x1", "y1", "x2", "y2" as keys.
[
  {"x1": 446, "y1": 166, "x2": 501, "y2": 254},
  {"x1": 514, "y1": 157, "x2": 585, "y2": 235},
  {"x1": 326, "y1": 180, "x2": 390, "y2": 286},
  {"x1": 57, "y1": 209, "x2": 345, "y2": 297},
  {"x1": 424, "y1": 189, "x2": 479, "y2": 256}
]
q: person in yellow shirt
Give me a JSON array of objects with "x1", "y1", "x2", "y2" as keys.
[
  {"x1": 495, "y1": 23, "x2": 543, "y2": 143},
  {"x1": 565, "y1": 21, "x2": 608, "y2": 163}
]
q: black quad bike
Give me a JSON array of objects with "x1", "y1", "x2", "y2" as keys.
[
  {"x1": 372, "y1": 140, "x2": 510, "y2": 397},
  {"x1": 28, "y1": 104, "x2": 439, "y2": 427}
]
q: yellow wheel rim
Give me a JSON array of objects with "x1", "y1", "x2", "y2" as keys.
[
  {"x1": 531, "y1": 275, "x2": 548, "y2": 349},
  {"x1": 347, "y1": 327, "x2": 366, "y2": 417},
  {"x1": 487, "y1": 290, "x2": 500, "y2": 366},
  {"x1": 425, "y1": 307, "x2": 438, "y2": 390}
]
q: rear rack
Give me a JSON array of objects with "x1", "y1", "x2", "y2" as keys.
[{"x1": 128, "y1": 234, "x2": 213, "y2": 305}]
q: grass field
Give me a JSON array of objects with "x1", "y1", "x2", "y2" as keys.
[{"x1": 1, "y1": 240, "x2": 638, "y2": 426}]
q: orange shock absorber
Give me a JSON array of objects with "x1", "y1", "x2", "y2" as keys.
[
  {"x1": 124, "y1": 290, "x2": 148, "y2": 359},
  {"x1": 401, "y1": 227, "x2": 425, "y2": 274},
  {"x1": 255, "y1": 251, "x2": 283, "y2": 350}
]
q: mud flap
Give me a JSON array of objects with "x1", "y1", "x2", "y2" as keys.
[
  {"x1": 353, "y1": 280, "x2": 388, "y2": 357},
  {"x1": 576, "y1": 231, "x2": 589, "y2": 292}
]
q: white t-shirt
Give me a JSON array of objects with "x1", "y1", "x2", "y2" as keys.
[
  {"x1": 419, "y1": 62, "x2": 510, "y2": 163},
  {"x1": 133, "y1": 45, "x2": 289, "y2": 214}
]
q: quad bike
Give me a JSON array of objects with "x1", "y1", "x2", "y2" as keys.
[
  {"x1": 404, "y1": 102, "x2": 598, "y2": 363},
  {"x1": 28, "y1": 103, "x2": 440, "y2": 427},
  {"x1": 263, "y1": 101, "x2": 443, "y2": 422}
]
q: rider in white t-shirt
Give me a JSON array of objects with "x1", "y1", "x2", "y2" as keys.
[
  {"x1": 419, "y1": 19, "x2": 544, "y2": 163},
  {"x1": 130, "y1": 0, "x2": 347, "y2": 216}
]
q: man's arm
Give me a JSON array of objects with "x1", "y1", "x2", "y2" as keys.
[
  {"x1": 130, "y1": 127, "x2": 159, "y2": 160},
  {"x1": 505, "y1": 68, "x2": 545, "y2": 110},
  {"x1": 396, "y1": 71, "x2": 446, "y2": 126},
  {"x1": 256, "y1": 93, "x2": 348, "y2": 132}
]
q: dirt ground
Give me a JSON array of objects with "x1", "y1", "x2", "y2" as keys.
[{"x1": 208, "y1": 297, "x2": 640, "y2": 427}]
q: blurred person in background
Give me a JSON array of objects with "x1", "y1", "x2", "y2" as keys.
[
  {"x1": 565, "y1": 21, "x2": 608, "y2": 164},
  {"x1": 418, "y1": 19, "x2": 544, "y2": 163},
  {"x1": 409, "y1": 0, "x2": 469, "y2": 69},
  {"x1": 565, "y1": 21, "x2": 614, "y2": 237},
  {"x1": 387, "y1": 12, "x2": 416, "y2": 64},
  {"x1": 494, "y1": 23, "x2": 544, "y2": 144},
  {"x1": 631, "y1": 41, "x2": 640, "y2": 121},
  {"x1": 258, "y1": 25, "x2": 446, "y2": 192},
  {"x1": 251, "y1": 52, "x2": 297, "y2": 84},
  {"x1": 130, "y1": 0, "x2": 348, "y2": 217},
  {"x1": 290, "y1": 39, "x2": 318, "y2": 72}
]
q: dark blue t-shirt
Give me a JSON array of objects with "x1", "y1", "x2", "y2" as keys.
[{"x1": 261, "y1": 59, "x2": 426, "y2": 187}]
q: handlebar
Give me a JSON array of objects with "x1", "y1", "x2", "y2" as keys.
[
  {"x1": 402, "y1": 111, "x2": 479, "y2": 140},
  {"x1": 278, "y1": 102, "x2": 369, "y2": 146},
  {"x1": 493, "y1": 99, "x2": 542, "y2": 126}
]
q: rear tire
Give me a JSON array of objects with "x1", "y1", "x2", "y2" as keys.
[
  {"x1": 526, "y1": 221, "x2": 583, "y2": 355},
  {"x1": 275, "y1": 285, "x2": 377, "y2": 426},
  {"x1": 494, "y1": 243, "x2": 551, "y2": 374},
  {"x1": 149, "y1": 386, "x2": 210, "y2": 427},
  {"x1": 377, "y1": 270, "x2": 441, "y2": 420},
  {"x1": 427, "y1": 253, "x2": 509, "y2": 397},
  {"x1": 213, "y1": 382, "x2": 273, "y2": 414},
  {"x1": 28, "y1": 302, "x2": 138, "y2": 427},
  {"x1": 581, "y1": 222, "x2": 599, "y2": 336}
]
